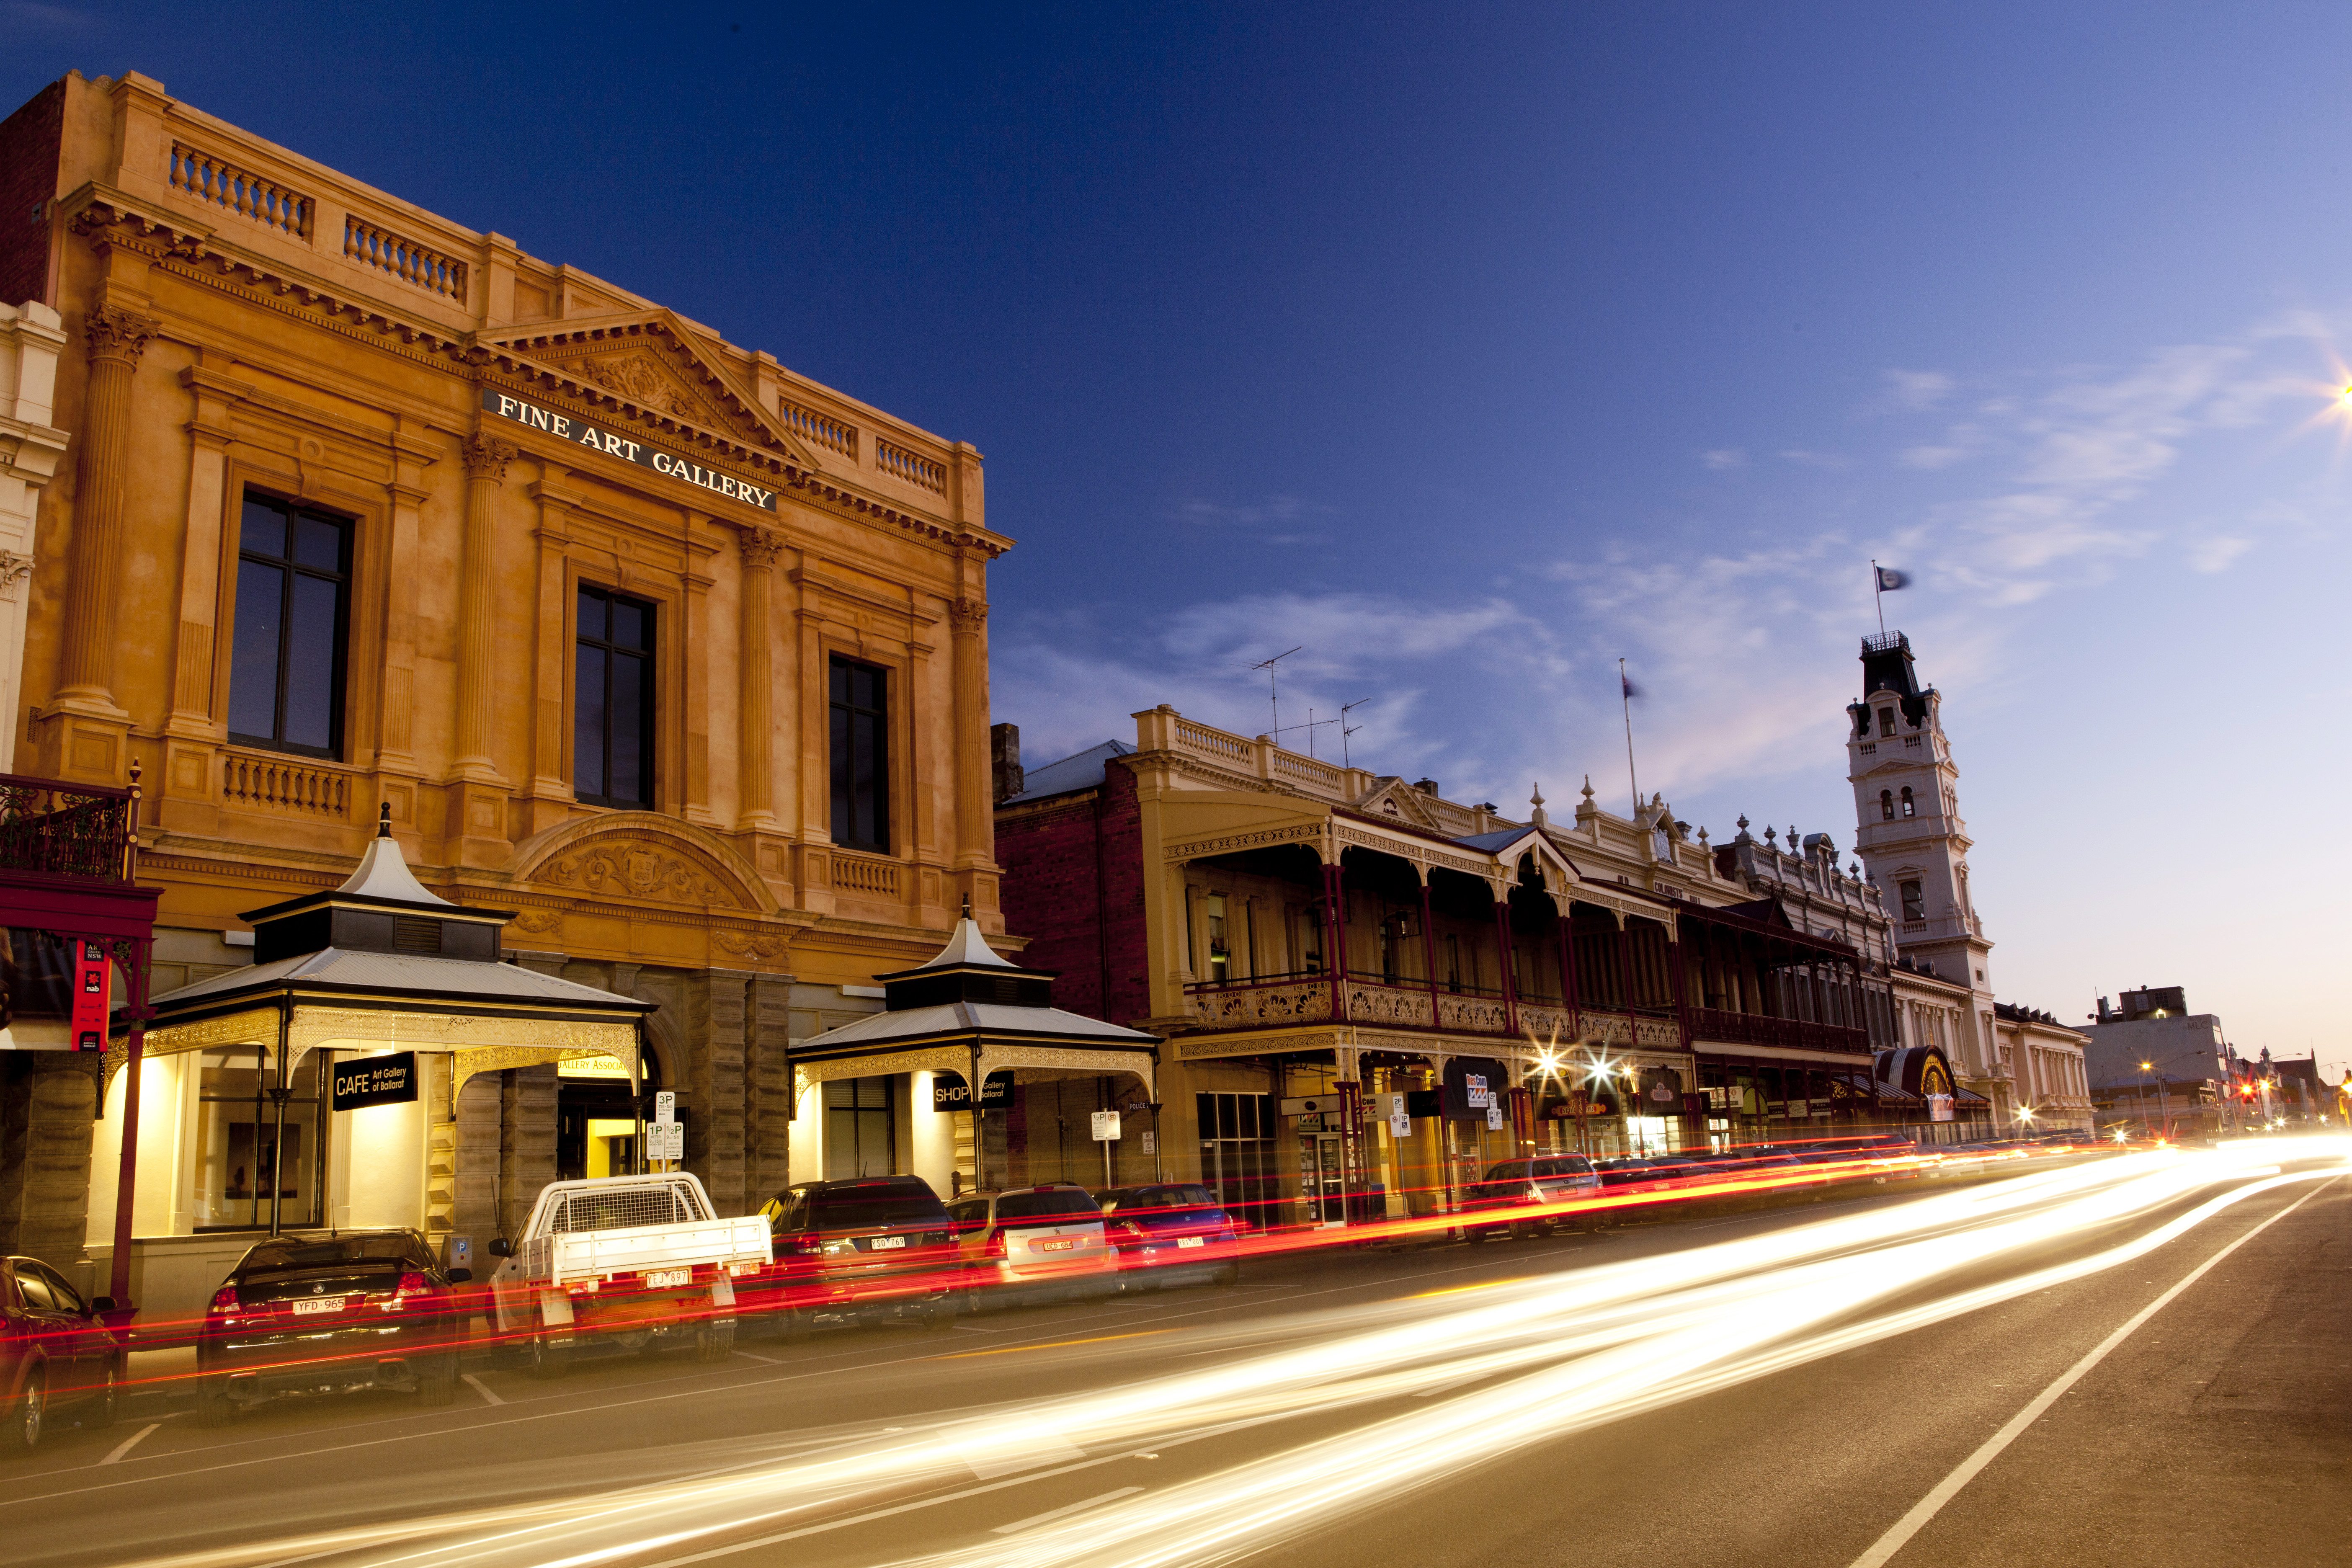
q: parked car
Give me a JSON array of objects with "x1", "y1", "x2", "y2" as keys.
[
  {"x1": 1095, "y1": 1184, "x2": 1243, "y2": 1289},
  {"x1": 1, "y1": 1256, "x2": 121, "y2": 1455},
  {"x1": 1460, "y1": 1155, "x2": 1602, "y2": 1240},
  {"x1": 945, "y1": 1185, "x2": 1117, "y2": 1306},
  {"x1": 488, "y1": 1172, "x2": 769, "y2": 1377},
  {"x1": 749, "y1": 1176, "x2": 964, "y2": 1342},
  {"x1": 195, "y1": 1230, "x2": 467, "y2": 1428}
]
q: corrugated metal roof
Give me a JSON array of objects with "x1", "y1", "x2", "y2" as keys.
[
  {"x1": 999, "y1": 740, "x2": 1131, "y2": 805},
  {"x1": 150, "y1": 949, "x2": 649, "y2": 1011}
]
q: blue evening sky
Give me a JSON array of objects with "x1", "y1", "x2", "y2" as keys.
[{"x1": 8, "y1": 4, "x2": 2344, "y2": 1071}]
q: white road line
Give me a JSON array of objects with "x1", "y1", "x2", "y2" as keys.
[
  {"x1": 992, "y1": 1486, "x2": 1145, "y2": 1535},
  {"x1": 97, "y1": 1423, "x2": 159, "y2": 1465},
  {"x1": 1411, "y1": 1369, "x2": 1494, "y2": 1399},
  {"x1": 461, "y1": 1374, "x2": 505, "y2": 1408},
  {"x1": 730, "y1": 1350, "x2": 781, "y2": 1365},
  {"x1": 1847, "y1": 1180, "x2": 2330, "y2": 1568}
]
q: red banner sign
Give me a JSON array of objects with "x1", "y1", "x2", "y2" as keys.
[{"x1": 70, "y1": 939, "x2": 109, "y2": 1052}]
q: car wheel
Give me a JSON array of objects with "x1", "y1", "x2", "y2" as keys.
[
  {"x1": 695, "y1": 1318, "x2": 736, "y2": 1363},
  {"x1": 920, "y1": 1295, "x2": 958, "y2": 1332},
  {"x1": 0, "y1": 1367, "x2": 43, "y2": 1455},
  {"x1": 83, "y1": 1354, "x2": 121, "y2": 1430},
  {"x1": 1214, "y1": 1264, "x2": 1241, "y2": 1290},
  {"x1": 1464, "y1": 1225, "x2": 1487, "y2": 1244},
  {"x1": 779, "y1": 1309, "x2": 812, "y2": 1346},
  {"x1": 526, "y1": 1322, "x2": 571, "y2": 1380},
  {"x1": 1511, "y1": 1220, "x2": 1543, "y2": 1242},
  {"x1": 196, "y1": 1379, "x2": 236, "y2": 1430},
  {"x1": 417, "y1": 1359, "x2": 459, "y2": 1407}
]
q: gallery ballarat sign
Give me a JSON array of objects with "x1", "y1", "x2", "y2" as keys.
[{"x1": 332, "y1": 1052, "x2": 418, "y2": 1112}]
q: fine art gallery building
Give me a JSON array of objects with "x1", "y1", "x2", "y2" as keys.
[{"x1": 0, "y1": 72, "x2": 1016, "y2": 1306}]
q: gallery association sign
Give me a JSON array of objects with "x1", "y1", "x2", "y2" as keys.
[{"x1": 481, "y1": 389, "x2": 779, "y2": 511}]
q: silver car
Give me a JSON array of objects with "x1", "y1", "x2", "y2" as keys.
[{"x1": 946, "y1": 1185, "x2": 1117, "y2": 1306}]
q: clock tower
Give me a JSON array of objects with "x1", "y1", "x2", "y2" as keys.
[{"x1": 1846, "y1": 630, "x2": 1996, "y2": 1031}]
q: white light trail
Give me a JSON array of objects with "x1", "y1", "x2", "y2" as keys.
[{"x1": 104, "y1": 1140, "x2": 2347, "y2": 1568}]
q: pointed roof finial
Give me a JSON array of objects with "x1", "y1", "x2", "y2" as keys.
[
  {"x1": 1529, "y1": 782, "x2": 1548, "y2": 829},
  {"x1": 1580, "y1": 774, "x2": 1594, "y2": 802},
  {"x1": 335, "y1": 806, "x2": 450, "y2": 905},
  {"x1": 960, "y1": 893, "x2": 973, "y2": 921}
]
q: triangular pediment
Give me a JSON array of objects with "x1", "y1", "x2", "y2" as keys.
[
  {"x1": 1359, "y1": 778, "x2": 1440, "y2": 829},
  {"x1": 482, "y1": 309, "x2": 825, "y2": 471}
]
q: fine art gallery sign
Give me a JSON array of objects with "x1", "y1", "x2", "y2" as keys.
[{"x1": 481, "y1": 389, "x2": 779, "y2": 511}]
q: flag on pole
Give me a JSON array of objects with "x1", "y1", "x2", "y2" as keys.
[
  {"x1": 1875, "y1": 566, "x2": 1911, "y2": 591},
  {"x1": 1621, "y1": 672, "x2": 1643, "y2": 701}
]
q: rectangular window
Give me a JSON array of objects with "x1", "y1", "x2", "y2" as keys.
[
  {"x1": 575, "y1": 585, "x2": 656, "y2": 807},
  {"x1": 1900, "y1": 880, "x2": 1925, "y2": 922},
  {"x1": 824, "y1": 1076, "x2": 896, "y2": 1179},
  {"x1": 828, "y1": 657, "x2": 890, "y2": 852},
  {"x1": 193, "y1": 1047, "x2": 322, "y2": 1230},
  {"x1": 1196, "y1": 1092, "x2": 1278, "y2": 1230},
  {"x1": 1206, "y1": 893, "x2": 1230, "y2": 984},
  {"x1": 229, "y1": 493, "x2": 351, "y2": 758}
]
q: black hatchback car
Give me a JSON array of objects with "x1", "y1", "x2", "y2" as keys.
[
  {"x1": 747, "y1": 1176, "x2": 964, "y2": 1341},
  {"x1": 195, "y1": 1230, "x2": 470, "y2": 1427},
  {"x1": 2, "y1": 1256, "x2": 122, "y2": 1455}
]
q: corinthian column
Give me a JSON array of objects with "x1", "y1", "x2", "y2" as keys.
[
  {"x1": 453, "y1": 432, "x2": 516, "y2": 777},
  {"x1": 54, "y1": 305, "x2": 159, "y2": 713},
  {"x1": 736, "y1": 527, "x2": 781, "y2": 828}
]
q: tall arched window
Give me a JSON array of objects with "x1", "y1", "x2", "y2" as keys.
[
  {"x1": 1880, "y1": 789, "x2": 1895, "y2": 820},
  {"x1": 1900, "y1": 786, "x2": 1916, "y2": 818}
]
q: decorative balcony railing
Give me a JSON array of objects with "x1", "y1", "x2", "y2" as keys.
[
  {"x1": 1184, "y1": 977, "x2": 1333, "y2": 1030},
  {"x1": 221, "y1": 753, "x2": 351, "y2": 819},
  {"x1": 875, "y1": 439, "x2": 946, "y2": 493},
  {"x1": 170, "y1": 142, "x2": 310, "y2": 237},
  {"x1": 0, "y1": 771, "x2": 136, "y2": 883},
  {"x1": 1688, "y1": 1006, "x2": 1870, "y2": 1055}
]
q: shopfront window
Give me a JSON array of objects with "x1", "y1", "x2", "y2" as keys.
[
  {"x1": 825, "y1": 1076, "x2": 896, "y2": 1179},
  {"x1": 193, "y1": 1048, "x2": 323, "y2": 1230},
  {"x1": 1196, "y1": 1092, "x2": 1278, "y2": 1230}
]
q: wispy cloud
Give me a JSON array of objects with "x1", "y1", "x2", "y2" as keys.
[
  {"x1": 1170, "y1": 493, "x2": 1332, "y2": 544},
  {"x1": 1883, "y1": 369, "x2": 1953, "y2": 411},
  {"x1": 2187, "y1": 535, "x2": 2254, "y2": 573},
  {"x1": 1702, "y1": 448, "x2": 1747, "y2": 470},
  {"x1": 1777, "y1": 449, "x2": 1855, "y2": 470}
]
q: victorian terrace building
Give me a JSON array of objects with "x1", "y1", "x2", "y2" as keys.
[
  {"x1": 994, "y1": 707, "x2": 1975, "y2": 1230},
  {"x1": 3, "y1": 72, "x2": 1009, "y2": 1298}
]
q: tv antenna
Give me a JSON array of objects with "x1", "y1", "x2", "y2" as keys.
[
  {"x1": 1339, "y1": 698, "x2": 1371, "y2": 767},
  {"x1": 1248, "y1": 646, "x2": 1303, "y2": 737},
  {"x1": 1270, "y1": 708, "x2": 1337, "y2": 758}
]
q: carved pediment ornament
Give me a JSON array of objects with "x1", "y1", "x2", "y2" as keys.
[
  {"x1": 535, "y1": 838, "x2": 739, "y2": 907},
  {"x1": 0, "y1": 552, "x2": 30, "y2": 601},
  {"x1": 714, "y1": 927, "x2": 789, "y2": 964},
  {"x1": 571, "y1": 350, "x2": 707, "y2": 422}
]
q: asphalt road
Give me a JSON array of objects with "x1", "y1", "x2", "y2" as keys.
[{"x1": 3, "y1": 1144, "x2": 2342, "y2": 1568}]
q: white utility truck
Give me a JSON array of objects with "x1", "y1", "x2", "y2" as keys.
[{"x1": 487, "y1": 1172, "x2": 770, "y2": 1375}]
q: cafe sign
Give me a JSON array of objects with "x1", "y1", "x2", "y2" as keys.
[
  {"x1": 481, "y1": 389, "x2": 779, "y2": 511},
  {"x1": 332, "y1": 1051, "x2": 418, "y2": 1112}
]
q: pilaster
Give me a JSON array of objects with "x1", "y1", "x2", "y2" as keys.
[
  {"x1": 448, "y1": 431, "x2": 514, "y2": 867},
  {"x1": 522, "y1": 470, "x2": 581, "y2": 838},
  {"x1": 679, "y1": 513, "x2": 720, "y2": 827}
]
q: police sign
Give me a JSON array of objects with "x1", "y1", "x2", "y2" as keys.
[{"x1": 332, "y1": 1052, "x2": 418, "y2": 1112}]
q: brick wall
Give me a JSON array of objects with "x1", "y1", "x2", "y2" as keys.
[
  {"x1": 0, "y1": 78, "x2": 63, "y2": 309},
  {"x1": 995, "y1": 759, "x2": 1151, "y2": 1027}
]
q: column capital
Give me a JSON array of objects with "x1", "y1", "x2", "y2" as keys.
[
  {"x1": 84, "y1": 305, "x2": 159, "y2": 367},
  {"x1": 947, "y1": 596, "x2": 987, "y2": 634},
  {"x1": 462, "y1": 433, "x2": 518, "y2": 481},
  {"x1": 738, "y1": 526, "x2": 784, "y2": 572}
]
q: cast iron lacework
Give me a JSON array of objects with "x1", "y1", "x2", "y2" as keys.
[{"x1": 0, "y1": 773, "x2": 136, "y2": 881}]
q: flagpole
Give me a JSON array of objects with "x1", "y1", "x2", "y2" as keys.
[
  {"x1": 1620, "y1": 658, "x2": 1640, "y2": 818},
  {"x1": 1871, "y1": 560, "x2": 1885, "y2": 636}
]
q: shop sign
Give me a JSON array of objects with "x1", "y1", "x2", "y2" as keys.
[
  {"x1": 1279, "y1": 1096, "x2": 1344, "y2": 1117},
  {"x1": 70, "y1": 940, "x2": 109, "y2": 1052},
  {"x1": 481, "y1": 389, "x2": 779, "y2": 511},
  {"x1": 1464, "y1": 1074, "x2": 1491, "y2": 1109},
  {"x1": 931, "y1": 1070, "x2": 1013, "y2": 1110},
  {"x1": 1927, "y1": 1093, "x2": 1955, "y2": 1123},
  {"x1": 1091, "y1": 1110, "x2": 1122, "y2": 1142},
  {"x1": 1641, "y1": 1067, "x2": 1683, "y2": 1108},
  {"x1": 332, "y1": 1052, "x2": 417, "y2": 1112}
]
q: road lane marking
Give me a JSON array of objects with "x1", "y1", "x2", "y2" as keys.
[
  {"x1": 98, "y1": 1424, "x2": 159, "y2": 1465},
  {"x1": 934, "y1": 1330, "x2": 1172, "y2": 1362},
  {"x1": 462, "y1": 1374, "x2": 506, "y2": 1407},
  {"x1": 1847, "y1": 1180, "x2": 2330, "y2": 1568},
  {"x1": 993, "y1": 1485, "x2": 1145, "y2": 1534},
  {"x1": 731, "y1": 1350, "x2": 781, "y2": 1365}
]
